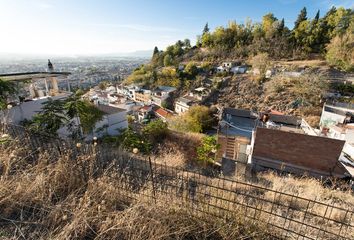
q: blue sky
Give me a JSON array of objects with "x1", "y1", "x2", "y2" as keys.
[{"x1": 0, "y1": 0, "x2": 352, "y2": 56}]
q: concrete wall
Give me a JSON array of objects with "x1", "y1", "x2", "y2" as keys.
[
  {"x1": 252, "y1": 128, "x2": 347, "y2": 178},
  {"x1": 2, "y1": 94, "x2": 70, "y2": 124},
  {"x1": 91, "y1": 110, "x2": 128, "y2": 138}
]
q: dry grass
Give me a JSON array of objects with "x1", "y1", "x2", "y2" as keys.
[
  {"x1": 0, "y1": 139, "x2": 275, "y2": 240},
  {"x1": 155, "y1": 131, "x2": 204, "y2": 166}
]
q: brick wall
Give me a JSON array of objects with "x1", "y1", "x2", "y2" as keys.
[{"x1": 253, "y1": 128, "x2": 347, "y2": 176}]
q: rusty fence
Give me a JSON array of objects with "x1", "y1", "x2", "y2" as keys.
[{"x1": 1, "y1": 123, "x2": 354, "y2": 240}]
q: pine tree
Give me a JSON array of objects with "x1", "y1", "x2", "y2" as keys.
[
  {"x1": 294, "y1": 7, "x2": 307, "y2": 29},
  {"x1": 314, "y1": 10, "x2": 320, "y2": 24},
  {"x1": 203, "y1": 23, "x2": 209, "y2": 34},
  {"x1": 153, "y1": 46, "x2": 159, "y2": 56}
]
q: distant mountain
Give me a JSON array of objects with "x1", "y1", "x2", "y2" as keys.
[{"x1": 0, "y1": 50, "x2": 152, "y2": 61}]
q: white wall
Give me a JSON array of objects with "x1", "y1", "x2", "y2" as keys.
[
  {"x1": 90, "y1": 110, "x2": 128, "y2": 139},
  {"x1": 2, "y1": 94, "x2": 70, "y2": 124}
]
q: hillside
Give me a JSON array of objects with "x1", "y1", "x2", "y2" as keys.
[{"x1": 123, "y1": 7, "x2": 353, "y2": 127}]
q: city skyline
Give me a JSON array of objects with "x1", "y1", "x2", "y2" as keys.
[{"x1": 0, "y1": 0, "x2": 353, "y2": 56}]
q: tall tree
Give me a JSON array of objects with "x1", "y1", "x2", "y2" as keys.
[
  {"x1": 294, "y1": 7, "x2": 307, "y2": 29},
  {"x1": 30, "y1": 99, "x2": 68, "y2": 135},
  {"x1": 153, "y1": 46, "x2": 159, "y2": 56},
  {"x1": 203, "y1": 22, "x2": 209, "y2": 34},
  {"x1": 314, "y1": 10, "x2": 320, "y2": 24}
]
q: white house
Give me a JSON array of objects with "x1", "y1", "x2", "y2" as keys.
[
  {"x1": 2, "y1": 93, "x2": 71, "y2": 124},
  {"x1": 174, "y1": 96, "x2": 197, "y2": 115},
  {"x1": 88, "y1": 104, "x2": 128, "y2": 139},
  {"x1": 151, "y1": 86, "x2": 176, "y2": 106}
]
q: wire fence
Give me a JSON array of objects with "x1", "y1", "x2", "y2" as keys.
[{"x1": 1, "y1": 123, "x2": 354, "y2": 240}]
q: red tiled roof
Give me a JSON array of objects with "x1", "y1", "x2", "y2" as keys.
[
  {"x1": 139, "y1": 105, "x2": 151, "y2": 112},
  {"x1": 155, "y1": 108, "x2": 171, "y2": 119}
]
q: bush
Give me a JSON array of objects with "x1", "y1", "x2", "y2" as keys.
[
  {"x1": 169, "y1": 106, "x2": 214, "y2": 133},
  {"x1": 119, "y1": 128, "x2": 151, "y2": 154},
  {"x1": 196, "y1": 136, "x2": 220, "y2": 164},
  {"x1": 142, "y1": 120, "x2": 169, "y2": 144}
]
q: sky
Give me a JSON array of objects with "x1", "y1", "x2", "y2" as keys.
[{"x1": 0, "y1": 0, "x2": 353, "y2": 57}]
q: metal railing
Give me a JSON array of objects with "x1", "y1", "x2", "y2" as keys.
[{"x1": 1, "y1": 123, "x2": 353, "y2": 240}]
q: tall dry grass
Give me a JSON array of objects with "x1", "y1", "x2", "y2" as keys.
[{"x1": 0, "y1": 138, "x2": 275, "y2": 240}]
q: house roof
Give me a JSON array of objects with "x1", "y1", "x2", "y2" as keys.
[
  {"x1": 177, "y1": 95, "x2": 198, "y2": 105},
  {"x1": 139, "y1": 105, "x2": 152, "y2": 112},
  {"x1": 223, "y1": 108, "x2": 258, "y2": 119},
  {"x1": 96, "y1": 104, "x2": 125, "y2": 115},
  {"x1": 154, "y1": 107, "x2": 171, "y2": 119}
]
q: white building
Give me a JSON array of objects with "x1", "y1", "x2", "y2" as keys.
[
  {"x1": 174, "y1": 96, "x2": 197, "y2": 115},
  {"x1": 90, "y1": 104, "x2": 127, "y2": 138},
  {"x1": 151, "y1": 86, "x2": 176, "y2": 107}
]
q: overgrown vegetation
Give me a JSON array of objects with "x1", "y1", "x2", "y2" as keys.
[
  {"x1": 0, "y1": 134, "x2": 353, "y2": 239},
  {"x1": 196, "y1": 136, "x2": 220, "y2": 164},
  {"x1": 125, "y1": 7, "x2": 353, "y2": 90},
  {"x1": 24, "y1": 93, "x2": 104, "y2": 138},
  {"x1": 0, "y1": 79, "x2": 17, "y2": 110},
  {"x1": 169, "y1": 106, "x2": 214, "y2": 133},
  {"x1": 0, "y1": 139, "x2": 272, "y2": 239}
]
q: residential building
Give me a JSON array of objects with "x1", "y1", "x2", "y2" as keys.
[
  {"x1": 153, "y1": 106, "x2": 173, "y2": 122},
  {"x1": 174, "y1": 95, "x2": 198, "y2": 115},
  {"x1": 134, "y1": 89, "x2": 151, "y2": 104},
  {"x1": 151, "y1": 86, "x2": 176, "y2": 107},
  {"x1": 89, "y1": 104, "x2": 128, "y2": 139},
  {"x1": 137, "y1": 105, "x2": 153, "y2": 122}
]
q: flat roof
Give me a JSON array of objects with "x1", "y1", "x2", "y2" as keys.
[
  {"x1": 96, "y1": 104, "x2": 125, "y2": 115},
  {"x1": 0, "y1": 72, "x2": 71, "y2": 82}
]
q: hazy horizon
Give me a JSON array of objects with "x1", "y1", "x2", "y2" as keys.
[{"x1": 0, "y1": 0, "x2": 353, "y2": 57}]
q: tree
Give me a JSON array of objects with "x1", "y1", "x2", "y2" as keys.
[
  {"x1": 98, "y1": 81, "x2": 107, "y2": 90},
  {"x1": 163, "y1": 54, "x2": 173, "y2": 67},
  {"x1": 203, "y1": 22, "x2": 209, "y2": 34},
  {"x1": 314, "y1": 10, "x2": 320, "y2": 24},
  {"x1": 197, "y1": 136, "x2": 220, "y2": 164},
  {"x1": 0, "y1": 79, "x2": 16, "y2": 109},
  {"x1": 326, "y1": 23, "x2": 354, "y2": 71},
  {"x1": 170, "y1": 106, "x2": 213, "y2": 133},
  {"x1": 64, "y1": 96, "x2": 103, "y2": 135},
  {"x1": 183, "y1": 39, "x2": 191, "y2": 49},
  {"x1": 250, "y1": 53, "x2": 271, "y2": 82},
  {"x1": 184, "y1": 62, "x2": 198, "y2": 77},
  {"x1": 294, "y1": 7, "x2": 307, "y2": 29},
  {"x1": 30, "y1": 99, "x2": 68, "y2": 135},
  {"x1": 153, "y1": 46, "x2": 159, "y2": 56},
  {"x1": 262, "y1": 13, "x2": 277, "y2": 38},
  {"x1": 119, "y1": 127, "x2": 151, "y2": 154},
  {"x1": 142, "y1": 119, "x2": 169, "y2": 144}
]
